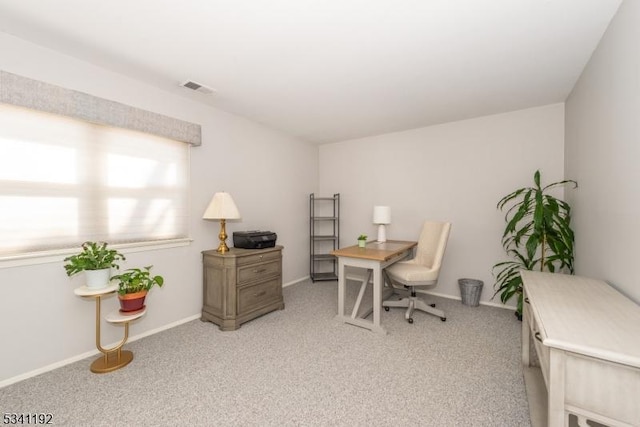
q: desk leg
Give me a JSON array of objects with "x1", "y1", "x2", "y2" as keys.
[
  {"x1": 372, "y1": 266, "x2": 382, "y2": 332},
  {"x1": 336, "y1": 258, "x2": 346, "y2": 318},
  {"x1": 334, "y1": 249, "x2": 412, "y2": 334},
  {"x1": 351, "y1": 269, "x2": 372, "y2": 319},
  {"x1": 334, "y1": 258, "x2": 387, "y2": 335}
]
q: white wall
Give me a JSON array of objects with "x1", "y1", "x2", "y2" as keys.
[
  {"x1": 565, "y1": 1, "x2": 640, "y2": 303},
  {"x1": 0, "y1": 33, "x2": 318, "y2": 384},
  {"x1": 319, "y1": 103, "x2": 565, "y2": 304}
]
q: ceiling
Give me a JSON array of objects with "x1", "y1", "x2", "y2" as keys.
[{"x1": 0, "y1": 0, "x2": 622, "y2": 144}]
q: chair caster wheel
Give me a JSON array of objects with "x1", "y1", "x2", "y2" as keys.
[
  {"x1": 408, "y1": 318, "x2": 414, "y2": 324},
  {"x1": 430, "y1": 303, "x2": 436, "y2": 307},
  {"x1": 384, "y1": 306, "x2": 389, "y2": 311},
  {"x1": 440, "y1": 317, "x2": 446, "y2": 322}
]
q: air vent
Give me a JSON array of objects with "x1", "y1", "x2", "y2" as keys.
[{"x1": 180, "y1": 80, "x2": 215, "y2": 95}]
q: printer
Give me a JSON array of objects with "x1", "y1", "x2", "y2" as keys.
[{"x1": 233, "y1": 230, "x2": 277, "y2": 249}]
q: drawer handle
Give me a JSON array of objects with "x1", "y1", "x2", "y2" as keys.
[
  {"x1": 253, "y1": 268, "x2": 267, "y2": 273},
  {"x1": 524, "y1": 297, "x2": 530, "y2": 304},
  {"x1": 534, "y1": 332, "x2": 543, "y2": 342},
  {"x1": 254, "y1": 291, "x2": 266, "y2": 297}
]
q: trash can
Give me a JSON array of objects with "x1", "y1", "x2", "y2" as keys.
[{"x1": 458, "y1": 278, "x2": 484, "y2": 307}]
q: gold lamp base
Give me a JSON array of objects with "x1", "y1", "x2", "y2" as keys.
[{"x1": 217, "y1": 218, "x2": 230, "y2": 253}]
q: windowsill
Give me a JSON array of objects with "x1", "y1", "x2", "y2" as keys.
[{"x1": 0, "y1": 238, "x2": 193, "y2": 269}]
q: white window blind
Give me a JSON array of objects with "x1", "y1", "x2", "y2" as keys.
[{"x1": 0, "y1": 103, "x2": 190, "y2": 258}]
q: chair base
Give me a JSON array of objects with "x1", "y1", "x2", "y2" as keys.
[{"x1": 382, "y1": 293, "x2": 446, "y2": 323}]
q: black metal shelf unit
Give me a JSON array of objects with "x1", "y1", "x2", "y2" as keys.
[{"x1": 309, "y1": 193, "x2": 340, "y2": 282}]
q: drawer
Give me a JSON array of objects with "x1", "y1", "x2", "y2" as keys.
[
  {"x1": 564, "y1": 353, "x2": 640, "y2": 425},
  {"x1": 237, "y1": 260, "x2": 281, "y2": 284},
  {"x1": 237, "y1": 277, "x2": 282, "y2": 314},
  {"x1": 523, "y1": 291, "x2": 534, "y2": 326},
  {"x1": 531, "y1": 324, "x2": 550, "y2": 387},
  {"x1": 236, "y1": 250, "x2": 281, "y2": 266}
]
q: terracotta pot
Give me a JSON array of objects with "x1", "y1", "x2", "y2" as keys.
[{"x1": 118, "y1": 290, "x2": 147, "y2": 312}]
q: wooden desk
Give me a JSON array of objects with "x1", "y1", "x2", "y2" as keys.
[{"x1": 331, "y1": 240, "x2": 417, "y2": 334}]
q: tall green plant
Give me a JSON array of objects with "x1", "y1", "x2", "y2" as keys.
[{"x1": 492, "y1": 170, "x2": 577, "y2": 317}]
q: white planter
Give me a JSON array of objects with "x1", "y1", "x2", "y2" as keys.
[{"x1": 85, "y1": 268, "x2": 111, "y2": 289}]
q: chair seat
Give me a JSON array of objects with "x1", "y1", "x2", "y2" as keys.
[{"x1": 387, "y1": 260, "x2": 439, "y2": 283}]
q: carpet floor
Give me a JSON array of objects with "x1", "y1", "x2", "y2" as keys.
[{"x1": 1, "y1": 279, "x2": 530, "y2": 426}]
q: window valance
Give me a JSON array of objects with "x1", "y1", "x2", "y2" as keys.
[{"x1": 0, "y1": 70, "x2": 201, "y2": 146}]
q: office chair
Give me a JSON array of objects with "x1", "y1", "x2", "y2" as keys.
[{"x1": 383, "y1": 220, "x2": 451, "y2": 324}]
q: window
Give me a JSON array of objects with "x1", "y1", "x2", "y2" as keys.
[{"x1": 0, "y1": 103, "x2": 190, "y2": 258}]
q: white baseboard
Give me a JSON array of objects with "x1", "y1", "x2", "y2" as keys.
[
  {"x1": 283, "y1": 276, "x2": 309, "y2": 288},
  {"x1": 479, "y1": 299, "x2": 515, "y2": 310},
  {"x1": 124, "y1": 313, "x2": 202, "y2": 344},
  {"x1": 0, "y1": 350, "x2": 104, "y2": 389},
  {"x1": 0, "y1": 313, "x2": 201, "y2": 389},
  {"x1": 416, "y1": 289, "x2": 513, "y2": 310}
]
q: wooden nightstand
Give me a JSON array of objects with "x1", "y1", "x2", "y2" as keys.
[{"x1": 201, "y1": 245, "x2": 284, "y2": 331}]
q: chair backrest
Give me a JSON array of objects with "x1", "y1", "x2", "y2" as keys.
[{"x1": 413, "y1": 221, "x2": 451, "y2": 271}]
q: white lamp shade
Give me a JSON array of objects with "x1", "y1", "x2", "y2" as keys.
[
  {"x1": 373, "y1": 206, "x2": 391, "y2": 224},
  {"x1": 203, "y1": 192, "x2": 241, "y2": 220}
]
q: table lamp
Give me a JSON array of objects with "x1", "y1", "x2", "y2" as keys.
[
  {"x1": 373, "y1": 206, "x2": 391, "y2": 243},
  {"x1": 203, "y1": 192, "x2": 241, "y2": 254}
]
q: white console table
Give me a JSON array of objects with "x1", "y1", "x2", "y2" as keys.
[{"x1": 521, "y1": 271, "x2": 640, "y2": 427}]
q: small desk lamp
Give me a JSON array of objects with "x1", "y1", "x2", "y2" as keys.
[
  {"x1": 203, "y1": 192, "x2": 241, "y2": 254},
  {"x1": 373, "y1": 206, "x2": 391, "y2": 243}
]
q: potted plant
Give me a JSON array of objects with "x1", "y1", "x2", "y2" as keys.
[
  {"x1": 112, "y1": 266, "x2": 164, "y2": 313},
  {"x1": 492, "y1": 170, "x2": 577, "y2": 319},
  {"x1": 357, "y1": 234, "x2": 367, "y2": 248},
  {"x1": 63, "y1": 241, "x2": 125, "y2": 289}
]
